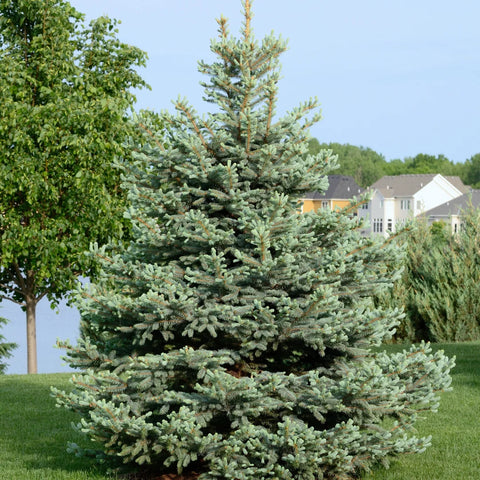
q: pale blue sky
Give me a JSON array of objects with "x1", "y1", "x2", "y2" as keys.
[{"x1": 3, "y1": 0, "x2": 480, "y2": 373}]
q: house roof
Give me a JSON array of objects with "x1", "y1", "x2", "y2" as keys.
[
  {"x1": 371, "y1": 174, "x2": 437, "y2": 197},
  {"x1": 370, "y1": 174, "x2": 468, "y2": 197},
  {"x1": 423, "y1": 190, "x2": 480, "y2": 217},
  {"x1": 444, "y1": 176, "x2": 471, "y2": 194},
  {"x1": 303, "y1": 175, "x2": 364, "y2": 200}
]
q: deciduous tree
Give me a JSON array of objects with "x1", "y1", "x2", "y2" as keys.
[
  {"x1": 462, "y1": 153, "x2": 480, "y2": 188},
  {"x1": 308, "y1": 140, "x2": 386, "y2": 187},
  {"x1": 0, "y1": 0, "x2": 147, "y2": 373}
]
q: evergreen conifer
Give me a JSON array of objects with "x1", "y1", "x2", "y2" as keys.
[
  {"x1": 0, "y1": 317, "x2": 16, "y2": 374},
  {"x1": 383, "y1": 210, "x2": 480, "y2": 342},
  {"x1": 54, "y1": 2, "x2": 454, "y2": 478}
]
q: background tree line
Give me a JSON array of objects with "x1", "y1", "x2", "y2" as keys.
[{"x1": 308, "y1": 139, "x2": 480, "y2": 188}]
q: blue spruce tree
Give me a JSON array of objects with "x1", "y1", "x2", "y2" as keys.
[
  {"x1": 0, "y1": 317, "x2": 16, "y2": 374},
  {"x1": 54, "y1": 2, "x2": 454, "y2": 478}
]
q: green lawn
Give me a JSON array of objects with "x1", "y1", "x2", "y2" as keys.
[
  {"x1": 1, "y1": 343, "x2": 479, "y2": 480},
  {"x1": 0, "y1": 373, "x2": 114, "y2": 480},
  {"x1": 364, "y1": 343, "x2": 480, "y2": 480}
]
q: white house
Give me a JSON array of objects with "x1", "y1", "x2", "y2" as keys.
[{"x1": 359, "y1": 174, "x2": 470, "y2": 236}]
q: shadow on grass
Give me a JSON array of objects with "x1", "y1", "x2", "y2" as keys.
[
  {"x1": 437, "y1": 342, "x2": 480, "y2": 377},
  {"x1": 0, "y1": 373, "x2": 111, "y2": 478}
]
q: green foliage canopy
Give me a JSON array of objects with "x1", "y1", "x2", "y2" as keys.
[
  {"x1": 462, "y1": 153, "x2": 480, "y2": 188},
  {"x1": 384, "y1": 153, "x2": 459, "y2": 177},
  {"x1": 308, "y1": 140, "x2": 387, "y2": 187},
  {"x1": 308, "y1": 140, "x2": 474, "y2": 188},
  {"x1": 0, "y1": 0, "x2": 148, "y2": 372}
]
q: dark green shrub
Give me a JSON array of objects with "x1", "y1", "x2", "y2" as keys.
[{"x1": 379, "y1": 210, "x2": 480, "y2": 342}]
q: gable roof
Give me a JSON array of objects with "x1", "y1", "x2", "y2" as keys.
[
  {"x1": 423, "y1": 190, "x2": 480, "y2": 217},
  {"x1": 370, "y1": 174, "x2": 468, "y2": 197},
  {"x1": 444, "y1": 176, "x2": 471, "y2": 194},
  {"x1": 371, "y1": 174, "x2": 437, "y2": 197},
  {"x1": 303, "y1": 175, "x2": 364, "y2": 200}
]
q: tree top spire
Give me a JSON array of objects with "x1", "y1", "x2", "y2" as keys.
[{"x1": 242, "y1": 0, "x2": 253, "y2": 41}]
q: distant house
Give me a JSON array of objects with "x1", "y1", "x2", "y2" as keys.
[
  {"x1": 301, "y1": 175, "x2": 364, "y2": 214},
  {"x1": 361, "y1": 174, "x2": 469, "y2": 236},
  {"x1": 422, "y1": 189, "x2": 480, "y2": 233}
]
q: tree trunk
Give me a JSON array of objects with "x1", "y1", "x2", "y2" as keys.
[{"x1": 26, "y1": 294, "x2": 37, "y2": 374}]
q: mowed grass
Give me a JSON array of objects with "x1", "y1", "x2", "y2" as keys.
[
  {"x1": 364, "y1": 342, "x2": 480, "y2": 480},
  {"x1": 0, "y1": 373, "x2": 114, "y2": 480},
  {"x1": 1, "y1": 344, "x2": 479, "y2": 480}
]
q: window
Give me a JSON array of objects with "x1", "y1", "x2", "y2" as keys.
[
  {"x1": 373, "y1": 218, "x2": 383, "y2": 233},
  {"x1": 387, "y1": 219, "x2": 393, "y2": 232},
  {"x1": 400, "y1": 199, "x2": 411, "y2": 210},
  {"x1": 321, "y1": 200, "x2": 329, "y2": 210},
  {"x1": 361, "y1": 202, "x2": 369, "y2": 210}
]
